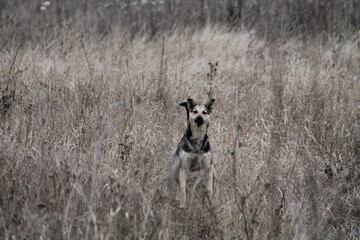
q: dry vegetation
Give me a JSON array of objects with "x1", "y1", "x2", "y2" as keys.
[{"x1": 1, "y1": 1, "x2": 360, "y2": 239}]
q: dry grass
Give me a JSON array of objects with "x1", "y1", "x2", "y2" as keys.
[{"x1": 0, "y1": 25, "x2": 359, "y2": 239}]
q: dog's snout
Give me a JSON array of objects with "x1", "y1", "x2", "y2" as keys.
[{"x1": 194, "y1": 116, "x2": 204, "y2": 126}]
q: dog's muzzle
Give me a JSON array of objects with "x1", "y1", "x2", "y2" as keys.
[{"x1": 194, "y1": 116, "x2": 204, "y2": 126}]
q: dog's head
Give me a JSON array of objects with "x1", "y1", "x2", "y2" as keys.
[{"x1": 180, "y1": 98, "x2": 215, "y2": 127}]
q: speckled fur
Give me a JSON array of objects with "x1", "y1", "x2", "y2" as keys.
[{"x1": 172, "y1": 98, "x2": 216, "y2": 208}]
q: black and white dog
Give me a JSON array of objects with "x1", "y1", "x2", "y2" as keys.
[{"x1": 172, "y1": 98, "x2": 216, "y2": 208}]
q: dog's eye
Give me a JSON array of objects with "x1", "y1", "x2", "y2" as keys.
[
  {"x1": 193, "y1": 110, "x2": 198, "y2": 114},
  {"x1": 203, "y1": 111, "x2": 209, "y2": 115}
]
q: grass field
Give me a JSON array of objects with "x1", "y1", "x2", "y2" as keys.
[{"x1": 1, "y1": 3, "x2": 360, "y2": 239}]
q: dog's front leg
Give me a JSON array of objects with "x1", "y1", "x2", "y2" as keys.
[
  {"x1": 201, "y1": 156, "x2": 214, "y2": 199},
  {"x1": 179, "y1": 167, "x2": 187, "y2": 208}
]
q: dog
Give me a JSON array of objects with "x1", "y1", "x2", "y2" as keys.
[{"x1": 172, "y1": 98, "x2": 216, "y2": 208}]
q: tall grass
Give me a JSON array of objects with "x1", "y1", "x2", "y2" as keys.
[{"x1": 1, "y1": 2, "x2": 359, "y2": 239}]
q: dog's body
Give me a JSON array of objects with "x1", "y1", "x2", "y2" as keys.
[{"x1": 172, "y1": 98, "x2": 216, "y2": 208}]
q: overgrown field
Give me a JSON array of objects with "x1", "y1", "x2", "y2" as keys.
[{"x1": 0, "y1": 26, "x2": 359, "y2": 239}]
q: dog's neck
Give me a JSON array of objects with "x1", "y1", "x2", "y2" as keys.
[
  {"x1": 183, "y1": 121, "x2": 211, "y2": 153},
  {"x1": 189, "y1": 122, "x2": 208, "y2": 141},
  {"x1": 185, "y1": 122, "x2": 208, "y2": 150}
]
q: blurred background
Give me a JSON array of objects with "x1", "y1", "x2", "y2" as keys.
[{"x1": 1, "y1": 0, "x2": 359, "y2": 43}]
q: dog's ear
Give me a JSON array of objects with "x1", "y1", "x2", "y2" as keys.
[
  {"x1": 180, "y1": 98, "x2": 196, "y2": 110},
  {"x1": 180, "y1": 99, "x2": 194, "y2": 122},
  {"x1": 205, "y1": 99, "x2": 215, "y2": 112},
  {"x1": 186, "y1": 98, "x2": 196, "y2": 109},
  {"x1": 180, "y1": 101, "x2": 188, "y2": 108}
]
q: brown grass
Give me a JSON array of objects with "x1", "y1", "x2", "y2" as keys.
[{"x1": 0, "y1": 22, "x2": 359, "y2": 239}]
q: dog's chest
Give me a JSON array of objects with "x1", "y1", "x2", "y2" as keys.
[
  {"x1": 191, "y1": 140, "x2": 203, "y2": 152},
  {"x1": 178, "y1": 151, "x2": 202, "y2": 172},
  {"x1": 187, "y1": 155, "x2": 201, "y2": 172}
]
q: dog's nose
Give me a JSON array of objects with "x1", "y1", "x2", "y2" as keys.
[{"x1": 194, "y1": 116, "x2": 204, "y2": 126}]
